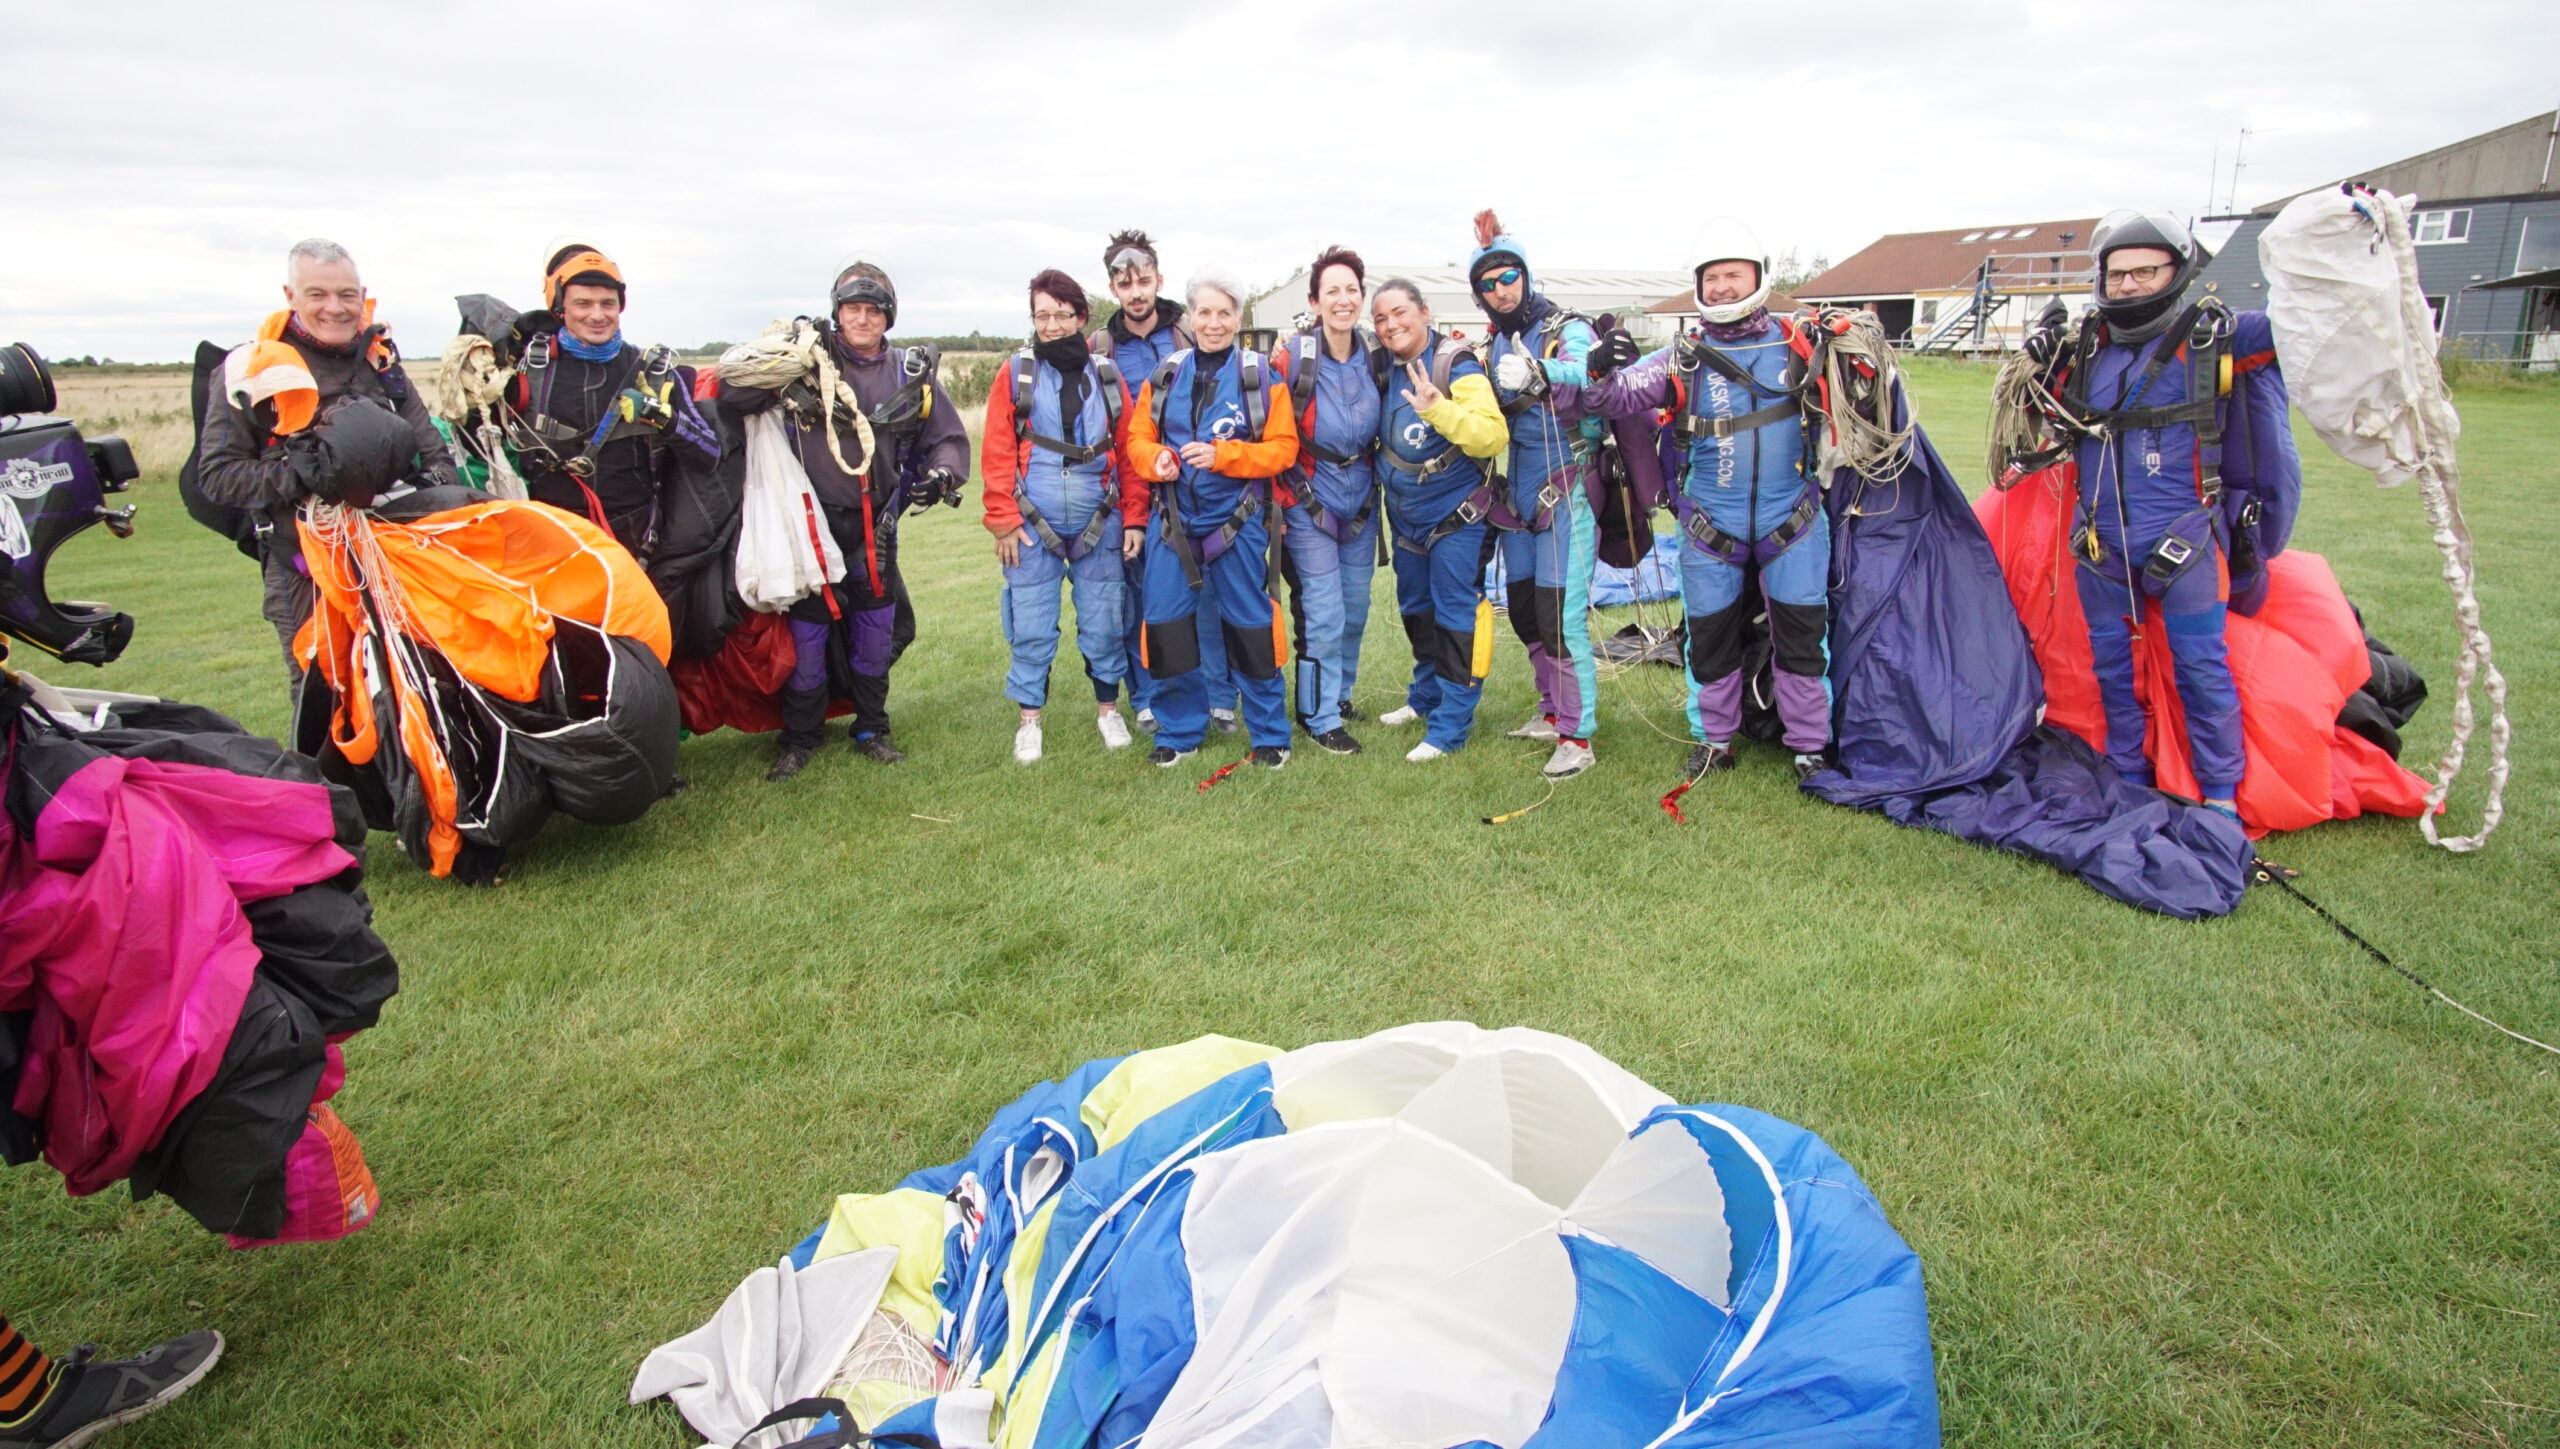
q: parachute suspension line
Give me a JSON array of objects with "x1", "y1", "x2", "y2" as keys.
[
  {"x1": 2367, "y1": 201, "x2": 2511, "y2": 853},
  {"x1": 2251, "y1": 859, "x2": 2558, "y2": 1057},
  {"x1": 1803, "y1": 308, "x2": 1915, "y2": 486},
  {"x1": 718, "y1": 319, "x2": 878, "y2": 482},
  {"x1": 1482, "y1": 774, "x2": 1557, "y2": 826}
]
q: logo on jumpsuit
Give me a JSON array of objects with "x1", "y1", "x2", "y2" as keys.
[
  {"x1": 1206, "y1": 413, "x2": 1244, "y2": 442},
  {"x1": 1401, "y1": 421, "x2": 1432, "y2": 449}
]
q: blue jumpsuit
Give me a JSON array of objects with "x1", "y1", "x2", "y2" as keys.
[
  {"x1": 1381, "y1": 340, "x2": 1499, "y2": 752},
  {"x1": 1486, "y1": 308, "x2": 1603, "y2": 741},
  {"x1": 1137, "y1": 349, "x2": 1291, "y2": 753},
  {"x1": 1583, "y1": 318, "x2": 1832, "y2": 751},
  {"x1": 997, "y1": 355, "x2": 1128, "y2": 709},
  {"x1": 1099, "y1": 306, "x2": 1232, "y2": 721},
  {"x1": 2068, "y1": 311, "x2": 2273, "y2": 799},
  {"x1": 1278, "y1": 333, "x2": 1382, "y2": 737}
]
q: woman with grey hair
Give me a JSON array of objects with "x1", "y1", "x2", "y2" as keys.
[{"x1": 1120, "y1": 271, "x2": 1302, "y2": 768}]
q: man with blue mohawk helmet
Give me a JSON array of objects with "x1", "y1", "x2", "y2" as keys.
[{"x1": 1469, "y1": 210, "x2": 1603, "y2": 781}]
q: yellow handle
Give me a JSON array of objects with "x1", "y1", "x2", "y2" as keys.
[{"x1": 1470, "y1": 598, "x2": 1496, "y2": 680}]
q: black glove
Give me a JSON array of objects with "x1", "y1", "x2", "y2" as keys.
[
  {"x1": 500, "y1": 310, "x2": 561, "y2": 368},
  {"x1": 1588, "y1": 327, "x2": 1640, "y2": 382},
  {"x1": 2022, "y1": 301, "x2": 2070, "y2": 368},
  {"x1": 780, "y1": 379, "x2": 826, "y2": 428},
  {"x1": 909, "y1": 466, "x2": 964, "y2": 513},
  {"x1": 294, "y1": 397, "x2": 418, "y2": 505}
]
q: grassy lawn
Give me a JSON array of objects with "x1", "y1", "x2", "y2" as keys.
[{"x1": 4, "y1": 358, "x2": 2556, "y2": 1447}]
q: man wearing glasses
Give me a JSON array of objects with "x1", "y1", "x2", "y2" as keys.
[{"x1": 2034, "y1": 211, "x2": 2299, "y2": 819}]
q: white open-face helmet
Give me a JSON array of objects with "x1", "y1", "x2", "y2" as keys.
[{"x1": 1686, "y1": 218, "x2": 1771, "y2": 324}]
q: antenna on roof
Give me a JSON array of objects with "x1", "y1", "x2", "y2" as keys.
[{"x1": 2227, "y1": 125, "x2": 2253, "y2": 213}]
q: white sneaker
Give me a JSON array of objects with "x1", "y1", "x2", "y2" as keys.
[
  {"x1": 1405, "y1": 740, "x2": 1448, "y2": 763},
  {"x1": 1210, "y1": 707, "x2": 1239, "y2": 733},
  {"x1": 1507, "y1": 714, "x2": 1560, "y2": 742},
  {"x1": 1136, "y1": 707, "x2": 1157, "y2": 731},
  {"x1": 1012, "y1": 720, "x2": 1043, "y2": 764},
  {"x1": 1542, "y1": 739, "x2": 1594, "y2": 779},
  {"x1": 1097, "y1": 711, "x2": 1133, "y2": 749},
  {"x1": 1379, "y1": 705, "x2": 1421, "y2": 726}
]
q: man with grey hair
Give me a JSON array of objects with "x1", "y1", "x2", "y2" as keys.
[{"x1": 192, "y1": 237, "x2": 456, "y2": 689}]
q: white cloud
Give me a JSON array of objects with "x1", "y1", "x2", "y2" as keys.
[{"x1": 4, "y1": 0, "x2": 2552, "y2": 359}]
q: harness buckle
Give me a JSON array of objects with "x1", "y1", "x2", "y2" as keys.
[{"x1": 2142, "y1": 533, "x2": 2196, "y2": 583}]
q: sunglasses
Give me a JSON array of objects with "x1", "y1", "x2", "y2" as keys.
[{"x1": 1475, "y1": 267, "x2": 1522, "y2": 293}]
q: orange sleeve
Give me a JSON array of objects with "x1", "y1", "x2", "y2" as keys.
[
  {"x1": 1212, "y1": 379, "x2": 1301, "y2": 479},
  {"x1": 1110, "y1": 375, "x2": 1146, "y2": 526},
  {"x1": 980, "y1": 377, "x2": 1024, "y2": 535},
  {"x1": 1123, "y1": 380, "x2": 1171, "y2": 526}
]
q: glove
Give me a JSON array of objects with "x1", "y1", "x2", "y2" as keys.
[
  {"x1": 1588, "y1": 328, "x2": 1640, "y2": 382},
  {"x1": 500, "y1": 310, "x2": 561, "y2": 368},
  {"x1": 2022, "y1": 300, "x2": 2070, "y2": 368},
  {"x1": 613, "y1": 375, "x2": 677, "y2": 430},
  {"x1": 909, "y1": 466, "x2": 965, "y2": 513},
  {"x1": 294, "y1": 396, "x2": 418, "y2": 506},
  {"x1": 1493, "y1": 352, "x2": 1537, "y2": 393},
  {"x1": 780, "y1": 379, "x2": 826, "y2": 427}
]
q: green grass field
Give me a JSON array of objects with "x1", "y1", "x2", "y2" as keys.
[{"x1": 4, "y1": 360, "x2": 2556, "y2": 1447}]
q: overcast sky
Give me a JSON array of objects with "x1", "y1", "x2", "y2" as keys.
[{"x1": 6, "y1": 0, "x2": 2553, "y2": 361}]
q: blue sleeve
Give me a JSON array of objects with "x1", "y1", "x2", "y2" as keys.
[{"x1": 1539, "y1": 319, "x2": 1598, "y2": 388}]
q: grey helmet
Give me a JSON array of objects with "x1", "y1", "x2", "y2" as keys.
[
  {"x1": 829, "y1": 262, "x2": 898, "y2": 330},
  {"x1": 2088, "y1": 211, "x2": 2200, "y2": 336}
]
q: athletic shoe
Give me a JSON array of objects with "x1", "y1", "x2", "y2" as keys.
[
  {"x1": 1251, "y1": 745, "x2": 1290, "y2": 769},
  {"x1": 1210, "y1": 708, "x2": 1239, "y2": 734},
  {"x1": 1405, "y1": 741, "x2": 1448, "y2": 763},
  {"x1": 0, "y1": 1331, "x2": 223, "y2": 1449},
  {"x1": 1378, "y1": 705, "x2": 1421, "y2": 726},
  {"x1": 1012, "y1": 720, "x2": 1043, "y2": 764},
  {"x1": 766, "y1": 746, "x2": 814, "y2": 782},
  {"x1": 850, "y1": 732, "x2": 906, "y2": 764},
  {"x1": 1311, "y1": 728, "x2": 1363, "y2": 755},
  {"x1": 1096, "y1": 711, "x2": 1133, "y2": 750},
  {"x1": 1136, "y1": 708, "x2": 1157, "y2": 731},
  {"x1": 661, "y1": 775, "x2": 692, "y2": 797},
  {"x1": 1507, "y1": 713, "x2": 1560, "y2": 742},
  {"x1": 1792, "y1": 753, "x2": 1825, "y2": 782},
  {"x1": 1339, "y1": 703, "x2": 1370, "y2": 722},
  {"x1": 1148, "y1": 745, "x2": 1197, "y2": 767},
  {"x1": 1543, "y1": 740, "x2": 1595, "y2": 779},
  {"x1": 1684, "y1": 742, "x2": 1736, "y2": 777}
]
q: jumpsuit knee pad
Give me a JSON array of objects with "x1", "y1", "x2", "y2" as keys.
[
  {"x1": 1401, "y1": 610, "x2": 1438, "y2": 661},
  {"x1": 1686, "y1": 604, "x2": 1748, "y2": 685},
  {"x1": 1221, "y1": 616, "x2": 1281, "y2": 681},
  {"x1": 1767, "y1": 600, "x2": 1828, "y2": 678},
  {"x1": 1505, "y1": 578, "x2": 1543, "y2": 647},
  {"x1": 1144, "y1": 615, "x2": 1202, "y2": 678},
  {"x1": 1434, "y1": 625, "x2": 1477, "y2": 685}
]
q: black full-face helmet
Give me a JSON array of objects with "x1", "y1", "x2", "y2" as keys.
[{"x1": 2089, "y1": 210, "x2": 2202, "y2": 335}]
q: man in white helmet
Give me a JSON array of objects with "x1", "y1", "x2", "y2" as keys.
[{"x1": 1581, "y1": 220, "x2": 1832, "y2": 780}]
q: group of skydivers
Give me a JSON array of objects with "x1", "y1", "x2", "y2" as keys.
[{"x1": 197, "y1": 207, "x2": 2257, "y2": 815}]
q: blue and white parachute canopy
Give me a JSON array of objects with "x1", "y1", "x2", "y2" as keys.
[{"x1": 634, "y1": 1023, "x2": 1940, "y2": 1448}]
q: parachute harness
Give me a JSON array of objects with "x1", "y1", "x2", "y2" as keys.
[{"x1": 2362, "y1": 195, "x2": 2511, "y2": 853}]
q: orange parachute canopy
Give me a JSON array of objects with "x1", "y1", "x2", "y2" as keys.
[
  {"x1": 294, "y1": 500, "x2": 670, "y2": 874},
  {"x1": 1977, "y1": 465, "x2": 2429, "y2": 836}
]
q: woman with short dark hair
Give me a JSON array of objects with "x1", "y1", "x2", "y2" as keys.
[
  {"x1": 1271, "y1": 246, "x2": 1382, "y2": 753},
  {"x1": 980, "y1": 269, "x2": 1139, "y2": 763}
]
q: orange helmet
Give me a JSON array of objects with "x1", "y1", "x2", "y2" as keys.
[{"x1": 544, "y1": 245, "x2": 626, "y2": 312}]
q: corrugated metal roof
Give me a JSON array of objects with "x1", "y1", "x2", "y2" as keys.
[{"x1": 2256, "y1": 111, "x2": 2560, "y2": 214}]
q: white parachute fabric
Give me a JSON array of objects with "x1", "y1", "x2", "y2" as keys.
[
  {"x1": 628, "y1": 1245, "x2": 896, "y2": 1448},
  {"x1": 2261, "y1": 187, "x2": 2511, "y2": 851},
  {"x1": 732, "y1": 409, "x2": 844, "y2": 613}
]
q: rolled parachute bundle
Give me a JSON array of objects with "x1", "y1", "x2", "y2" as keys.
[
  {"x1": 431, "y1": 332, "x2": 530, "y2": 500},
  {"x1": 1, "y1": 666, "x2": 397, "y2": 1246},
  {"x1": 732, "y1": 409, "x2": 844, "y2": 613},
  {"x1": 2259, "y1": 186, "x2": 2510, "y2": 851},
  {"x1": 291, "y1": 486, "x2": 679, "y2": 878},
  {"x1": 632, "y1": 1022, "x2": 1940, "y2": 1448}
]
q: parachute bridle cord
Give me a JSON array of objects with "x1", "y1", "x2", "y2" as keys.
[
  {"x1": 1482, "y1": 774, "x2": 1558, "y2": 826},
  {"x1": 2362, "y1": 200, "x2": 2511, "y2": 853},
  {"x1": 1659, "y1": 760, "x2": 1711, "y2": 824},
  {"x1": 1195, "y1": 758, "x2": 1244, "y2": 794},
  {"x1": 2250, "y1": 858, "x2": 2559, "y2": 1057},
  {"x1": 1802, "y1": 308, "x2": 1917, "y2": 486}
]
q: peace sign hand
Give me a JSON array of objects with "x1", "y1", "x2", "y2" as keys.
[{"x1": 1401, "y1": 359, "x2": 1444, "y2": 414}]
